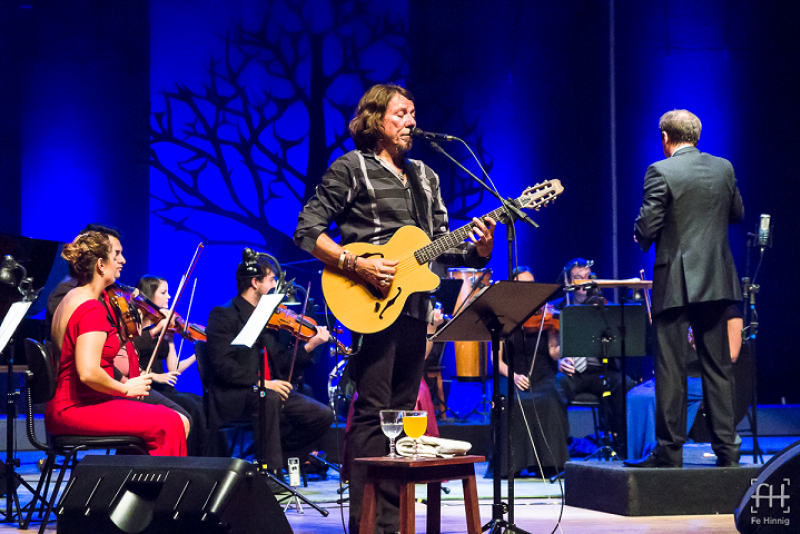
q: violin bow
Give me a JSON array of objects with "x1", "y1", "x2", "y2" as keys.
[
  {"x1": 526, "y1": 308, "x2": 548, "y2": 380},
  {"x1": 145, "y1": 243, "x2": 204, "y2": 374},
  {"x1": 175, "y1": 277, "x2": 198, "y2": 365},
  {"x1": 287, "y1": 282, "x2": 312, "y2": 384}
]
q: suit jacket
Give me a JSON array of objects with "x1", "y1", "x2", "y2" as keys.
[
  {"x1": 634, "y1": 146, "x2": 744, "y2": 315},
  {"x1": 204, "y1": 294, "x2": 311, "y2": 428}
]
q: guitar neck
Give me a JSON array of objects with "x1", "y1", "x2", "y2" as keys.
[{"x1": 414, "y1": 201, "x2": 518, "y2": 265}]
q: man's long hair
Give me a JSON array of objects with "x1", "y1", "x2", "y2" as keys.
[{"x1": 349, "y1": 83, "x2": 414, "y2": 152}]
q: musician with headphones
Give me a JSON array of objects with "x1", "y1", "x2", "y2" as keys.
[
  {"x1": 204, "y1": 251, "x2": 334, "y2": 476},
  {"x1": 552, "y1": 257, "x2": 633, "y2": 454}
]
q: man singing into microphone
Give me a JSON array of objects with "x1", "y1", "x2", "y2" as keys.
[
  {"x1": 295, "y1": 83, "x2": 495, "y2": 533},
  {"x1": 626, "y1": 109, "x2": 744, "y2": 469}
]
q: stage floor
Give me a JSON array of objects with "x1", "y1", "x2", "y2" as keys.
[{"x1": 0, "y1": 452, "x2": 751, "y2": 534}]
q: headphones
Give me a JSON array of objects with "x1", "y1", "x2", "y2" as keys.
[
  {"x1": 241, "y1": 247, "x2": 263, "y2": 278},
  {"x1": 240, "y1": 247, "x2": 287, "y2": 292},
  {"x1": 563, "y1": 258, "x2": 594, "y2": 276}
]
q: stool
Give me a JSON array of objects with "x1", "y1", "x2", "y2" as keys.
[{"x1": 356, "y1": 454, "x2": 484, "y2": 534}]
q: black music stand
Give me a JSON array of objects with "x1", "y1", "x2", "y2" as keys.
[
  {"x1": 431, "y1": 281, "x2": 560, "y2": 534},
  {"x1": 0, "y1": 300, "x2": 41, "y2": 523},
  {"x1": 560, "y1": 302, "x2": 647, "y2": 460}
]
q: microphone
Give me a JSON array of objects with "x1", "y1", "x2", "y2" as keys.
[
  {"x1": 758, "y1": 214, "x2": 771, "y2": 249},
  {"x1": 409, "y1": 127, "x2": 456, "y2": 142}
]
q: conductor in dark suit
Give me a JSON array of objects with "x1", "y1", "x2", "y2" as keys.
[
  {"x1": 204, "y1": 254, "x2": 333, "y2": 472},
  {"x1": 625, "y1": 109, "x2": 744, "y2": 468}
]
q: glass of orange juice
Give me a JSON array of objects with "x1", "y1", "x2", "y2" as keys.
[{"x1": 403, "y1": 411, "x2": 427, "y2": 458}]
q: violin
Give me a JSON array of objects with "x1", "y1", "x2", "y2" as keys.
[
  {"x1": 267, "y1": 305, "x2": 351, "y2": 356},
  {"x1": 523, "y1": 303, "x2": 560, "y2": 332},
  {"x1": 106, "y1": 284, "x2": 141, "y2": 343},
  {"x1": 132, "y1": 291, "x2": 208, "y2": 343},
  {"x1": 109, "y1": 285, "x2": 208, "y2": 343}
]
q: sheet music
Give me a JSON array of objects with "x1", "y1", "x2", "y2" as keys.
[
  {"x1": 0, "y1": 300, "x2": 33, "y2": 353},
  {"x1": 231, "y1": 293, "x2": 285, "y2": 348}
]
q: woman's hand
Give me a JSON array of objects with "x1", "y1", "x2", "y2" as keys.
[
  {"x1": 559, "y1": 357, "x2": 575, "y2": 376},
  {"x1": 124, "y1": 374, "x2": 153, "y2": 398},
  {"x1": 151, "y1": 370, "x2": 180, "y2": 386},
  {"x1": 513, "y1": 373, "x2": 530, "y2": 391}
]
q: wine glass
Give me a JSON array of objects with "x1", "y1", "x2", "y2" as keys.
[
  {"x1": 403, "y1": 411, "x2": 427, "y2": 458},
  {"x1": 380, "y1": 410, "x2": 404, "y2": 457}
]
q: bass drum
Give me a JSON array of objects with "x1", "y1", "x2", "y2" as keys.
[
  {"x1": 448, "y1": 268, "x2": 491, "y2": 381},
  {"x1": 327, "y1": 359, "x2": 355, "y2": 420}
]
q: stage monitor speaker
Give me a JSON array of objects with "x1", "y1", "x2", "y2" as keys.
[
  {"x1": 57, "y1": 455, "x2": 293, "y2": 534},
  {"x1": 735, "y1": 439, "x2": 800, "y2": 533}
]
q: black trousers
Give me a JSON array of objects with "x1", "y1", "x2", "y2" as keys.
[
  {"x1": 653, "y1": 301, "x2": 737, "y2": 464},
  {"x1": 346, "y1": 315, "x2": 426, "y2": 534},
  {"x1": 555, "y1": 367, "x2": 628, "y2": 443},
  {"x1": 245, "y1": 388, "x2": 334, "y2": 471}
]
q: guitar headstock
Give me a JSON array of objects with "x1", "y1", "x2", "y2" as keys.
[{"x1": 518, "y1": 180, "x2": 564, "y2": 211}]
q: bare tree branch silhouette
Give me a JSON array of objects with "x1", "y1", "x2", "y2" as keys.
[{"x1": 151, "y1": 0, "x2": 492, "y2": 257}]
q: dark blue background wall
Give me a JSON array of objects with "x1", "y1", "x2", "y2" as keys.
[{"x1": 2, "y1": 0, "x2": 797, "y2": 403}]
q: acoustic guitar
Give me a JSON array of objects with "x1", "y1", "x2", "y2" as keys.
[{"x1": 321, "y1": 179, "x2": 564, "y2": 333}]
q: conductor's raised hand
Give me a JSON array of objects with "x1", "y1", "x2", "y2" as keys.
[
  {"x1": 470, "y1": 216, "x2": 496, "y2": 258},
  {"x1": 264, "y1": 379, "x2": 293, "y2": 401},
  {"x1": 125, "y1": 374, "x2": 152, "y2": 398}
]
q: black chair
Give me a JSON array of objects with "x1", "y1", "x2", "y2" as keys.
[
  {"x1": 194, "y1": 340, "x2": 252, "y2": 457},
  {"x1": 571, "y1": 391, "x2": 602, "y2": 440},
  {"x1": 20, "y1": 338, "x2": 148, "y2": 534}
]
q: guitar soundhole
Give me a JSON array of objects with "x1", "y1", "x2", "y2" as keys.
[
  {"x1": 374, "y1": 302, "x2": 380, "y2": 313},
  {"x1": 379, "y1": 287, "x2": 403, "y2": 320}
]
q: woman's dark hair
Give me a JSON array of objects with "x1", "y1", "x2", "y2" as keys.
[
  {"x1": 60, "y1": 231, "x2": 111, "y2": 285},
  {"x1": 349, "y1": 83, "x2": 414, "y2": 151}
]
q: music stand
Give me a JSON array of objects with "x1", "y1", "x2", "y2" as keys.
[
  {"x1": 560, "y1": 302, "x2": 647, "y2": 460},
  {"x1": 0, "y1": 300, "x2": 40, "y2": 523},
  {"x1": 431, "y1": 281, "x2": 560, "y2": 534}
]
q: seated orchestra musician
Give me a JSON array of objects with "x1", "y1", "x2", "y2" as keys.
[
  {"x1": 486, "y1": 266, "x2": 569, "y2": 478},
  {"x1": 204, "y1": 252, "x2": 334, "y2": 475},
  {"x1": 128, "y1": 275, "x2": 207, "y2": 456},
  {"x1": 47, "y1": 230, "x2": 187, "y2": 456},
  {"x1": 552, "y1": 257, "x2": 634, "y2": 453}
]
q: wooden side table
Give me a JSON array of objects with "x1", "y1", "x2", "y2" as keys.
[{"x1": 355, "y1": 454, "x2": 484, "y2": 534}]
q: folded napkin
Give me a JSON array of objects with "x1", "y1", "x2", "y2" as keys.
[{"x1": 396, "y1": 436, "x2": 472, "y2": 458}]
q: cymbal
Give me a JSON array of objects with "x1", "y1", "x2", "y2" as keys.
[{"x1": 566, "y1": 278, "x2": 652, "y2": 290}]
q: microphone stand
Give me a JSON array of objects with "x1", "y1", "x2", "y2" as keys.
[
  {"x1": 741, "y1": 231, "x2": 766, "y2": 464},
  {"x1": 428, "y1": 140, "x2": 537, "y2": 534}
]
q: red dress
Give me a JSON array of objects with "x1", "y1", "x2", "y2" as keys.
[{"x1": 45, "y1": 299, "x2": 186, "y2": 456}]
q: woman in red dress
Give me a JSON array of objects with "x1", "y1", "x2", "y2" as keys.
[{"x1": 47, "y1": 231, "x2": 186, "y2": 456}]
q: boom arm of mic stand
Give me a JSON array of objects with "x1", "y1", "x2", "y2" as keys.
[{"x1": 428, "y1": 141, "x2": 538, "y2": 229}]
